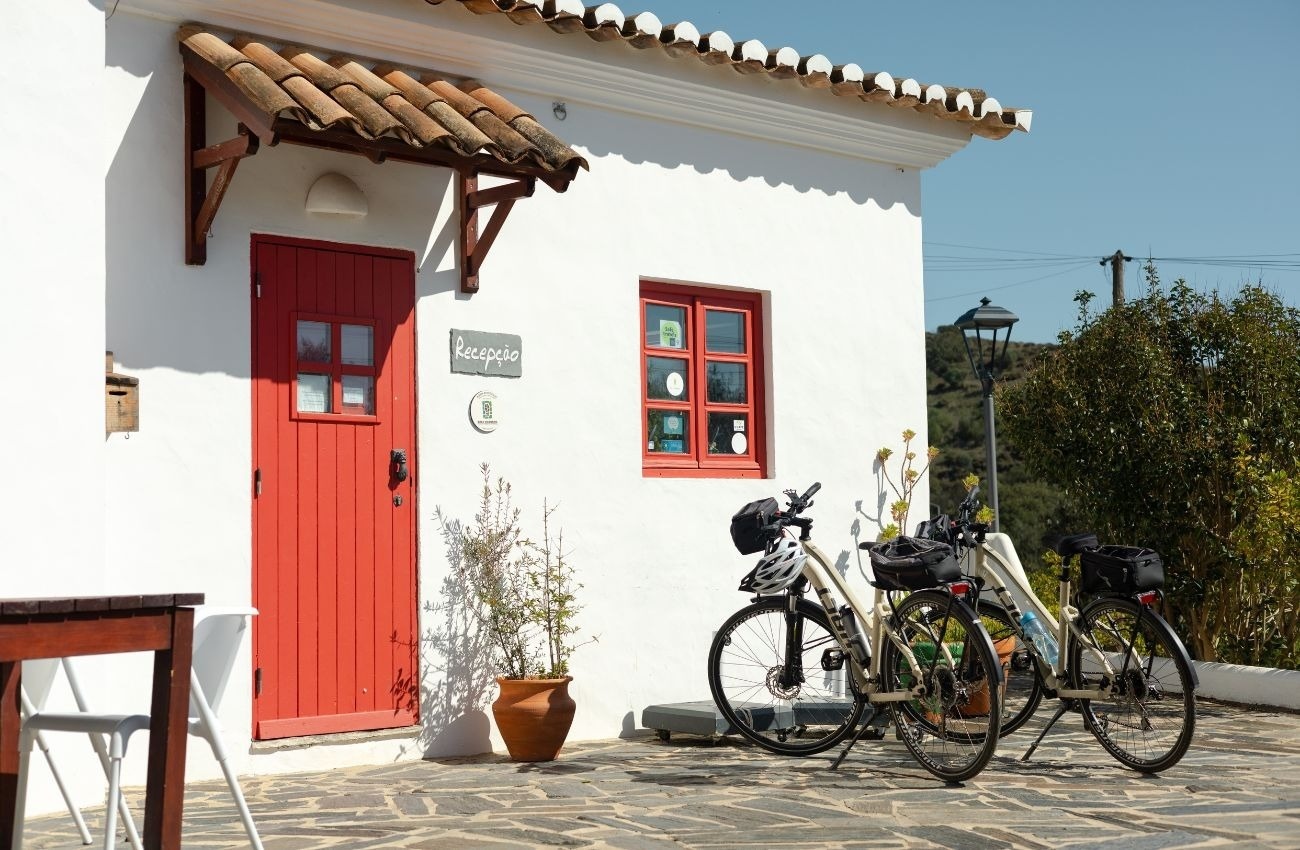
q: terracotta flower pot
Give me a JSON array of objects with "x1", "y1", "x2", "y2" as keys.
[
  {"x1": 491, "y1": 676, "x2": 576, "y2": 762},
  {"x1": 960, "y1": 636, "x2": 1018, "y2": 717}
]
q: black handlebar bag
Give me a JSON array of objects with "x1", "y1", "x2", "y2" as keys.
[{"x1": 730, "y1": 497, "x2": 779, "y2": 555}]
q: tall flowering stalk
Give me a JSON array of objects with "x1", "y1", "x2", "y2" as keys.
[{"x1": 876, "y1": 429, "x2": 939, "y2": 540}]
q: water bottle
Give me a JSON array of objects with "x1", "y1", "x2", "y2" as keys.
[{"x1": 1019, "y1": 610, "x2": 1059, "y2": 667}]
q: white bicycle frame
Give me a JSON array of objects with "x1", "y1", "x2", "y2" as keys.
[
  {"x1": 798, "y1": 537, "x2": 954, "y2": 706},
  {"x1": 964, "y1": 533, "x2": 1121, "y2": 700}
]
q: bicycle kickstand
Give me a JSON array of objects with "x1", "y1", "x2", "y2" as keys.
[
  {"x1": 829, "y1": 706, "x2": 888, "y2": 770},
  {"x1": 1020, "y1": 700, "x2": 1072, "y2": 762}
]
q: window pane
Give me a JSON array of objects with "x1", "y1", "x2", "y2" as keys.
[
  {"x1": 645, "y1": 304, "x2": 686, "y2": 349},
  {"x1": 708, "y1": 413, "x2": 749, "y2": 456},
  {"x1": 647, "y1": 410, "x2": 689, "y2": 454},
  {"x1": 297, "y1": 321, "x2": 331, "y2": 362},
  {"x1": 706, "y1": 310, "x2": 746, "y2": 354},
  {"x1": 706, "y1": 361, "x2": 747, "y2": 404},
  {"x1": 341, "y1": 324, "x2": 374, "y2": 366},
  {"x1": 297, "y1": 373, "x2": 331, "y2": 413},
  {"x1": 341, "y1": 375, "x2": 375, "y2": 415},
  {"x1": 647, "y1": 356, "x2": 689, "y2": 401}
]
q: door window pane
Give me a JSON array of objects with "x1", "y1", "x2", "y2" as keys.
[
  {"x1": 297, "y1": 321, "x2": 331, "y2": 362},
  {"x1": 706, "y1": 361, "x2": 747, "y2": 404},
  {"x1": 706, "y1": 310, "x2": 746, "y2": 354},
  {"x1": 297, "y1": 373, "x2": 331, "y2": 413},
  {"x1": 341, "y1": 375, "x2": 375, "y2": 415},
  {"x1": 647, "y1": 356, "x2": 689, "y2": 401},
  {"x1": 708, "y1": 413, "x2": 749, "y2": 456},
  {"x1": 645, "y1": 304, "x2": 686, "y2": 349},
  {"x1": 647, "y1": 410, "x2": 689, "y2": 454},
  {"x1": 341, "y1": 325, "x2": 374, "y2": 366}
]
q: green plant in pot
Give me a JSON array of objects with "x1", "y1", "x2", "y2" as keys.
[{"x1": 457, "y1": 463, "x2": 585, "y2": 761}]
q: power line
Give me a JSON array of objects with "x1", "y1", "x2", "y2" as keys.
[{"x1": 923, "y1": 262, "x2": 1094, "y2": 304}]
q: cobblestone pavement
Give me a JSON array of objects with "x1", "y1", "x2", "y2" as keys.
[{"x1": 20, "y1": 700, "x2": 1300, "y2": 849}]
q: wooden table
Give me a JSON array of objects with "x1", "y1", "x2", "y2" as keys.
[{"x1": 0, "y1": 594, "x2": 204, "y2": 850}]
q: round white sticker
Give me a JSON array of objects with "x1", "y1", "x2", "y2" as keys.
[
  {"x1": 666, "y1": 372, "x2": 684, "y2": 397},
  {"x1": 731, "y1": 432, "x2": 748, "y2": 454},
  {"x1": 470, "y1": 391, "x2": 500, "y2": 433}
]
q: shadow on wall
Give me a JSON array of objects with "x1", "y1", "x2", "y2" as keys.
[
  {"x1": 419, "y1": 511, "x2": 496, "y2": 758},
  {"x1": 566, "y1": 96, "x2": 919, "y2": 213}
]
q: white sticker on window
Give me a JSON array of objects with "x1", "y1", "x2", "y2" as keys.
[
  {"x1": 666, "y1": 372, "x2": 684, "y2": 397},
  {"x1": 734, "y1": 419, "x2": 745, "y2": 432},
  {"x1": 731, "y1": 432, "x2": 748, "y2": 454}
]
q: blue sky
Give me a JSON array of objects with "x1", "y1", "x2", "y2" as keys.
[{"x1": 640, "y1": 1, "x2": 1300, "y2": 342}]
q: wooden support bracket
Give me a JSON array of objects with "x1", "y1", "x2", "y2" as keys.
[
  {"x1": 184, "y1": 73, "x2": 261, "y2": 266},
  {"x1": 459, "y1": 172, "x2": 536, "y2": 293}
]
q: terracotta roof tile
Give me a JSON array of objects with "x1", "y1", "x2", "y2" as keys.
[
  {"x1": 178, "y1": 26, "x2": 588, "y2": 177},
  {"x1": 422, "y1": 0, "x2": 1031, "y2": 139}
]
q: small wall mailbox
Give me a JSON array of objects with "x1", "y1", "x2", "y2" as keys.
[{"x1": 105, "y1": 351, "x2": 139, "y2": 433}]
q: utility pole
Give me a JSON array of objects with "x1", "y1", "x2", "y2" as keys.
[{"x1": 1101, "y1": 250, "x2": 1133, "y2": 305}]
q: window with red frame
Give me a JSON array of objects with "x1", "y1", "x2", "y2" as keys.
[
  {"x1": 641, "y1": 282, "x2": 765, "y2": 478},
  {"x1": 293, "y1": 313, "x2": 379, "y2": 423}
]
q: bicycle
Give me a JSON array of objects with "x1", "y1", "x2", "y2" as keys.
[
  {"x1": 707, "y1": 482, "x2": 1004, "y2": 784},
  {"x1": 924, "y1": 487, "x2": 1198, "y2": 773}
]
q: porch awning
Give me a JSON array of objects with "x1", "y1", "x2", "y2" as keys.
[{"x1": 178, "y1": 26, "x2": 588, "y2": 189}]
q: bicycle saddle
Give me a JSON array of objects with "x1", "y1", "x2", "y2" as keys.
[{"x1": 1053, "y1": 532, "x2": 1100, "y2": 558}]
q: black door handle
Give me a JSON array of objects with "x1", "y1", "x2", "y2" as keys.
[{"x1": 390, "y1": 449, "x2": 409, "y2": 482}]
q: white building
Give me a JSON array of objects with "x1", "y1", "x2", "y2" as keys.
[{"x1": 2, "y1": 0, "x2": 1028, "y2": 818}]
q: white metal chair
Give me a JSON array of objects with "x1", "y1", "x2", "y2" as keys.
[{"x1": 13, "y1": 606, "x2": 264, "y2": 850}]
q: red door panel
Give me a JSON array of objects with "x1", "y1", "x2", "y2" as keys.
[{"x1": 252, "y1": 235, "x2": 418, "y2": 740}]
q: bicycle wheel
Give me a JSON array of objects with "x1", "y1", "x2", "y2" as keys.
[
  {"x1": 1070, "y1": 596, "x2": 1196, "y2": 773},
  {"x1": 977, "y1": 601, "x2": 1045, "y2": 736},
  {"x1": 708, "y1": 596, "x2": 865, "y2": 756},
  {"x1": 879, "y1": 589, "x2": 1002, "y2": 783}
]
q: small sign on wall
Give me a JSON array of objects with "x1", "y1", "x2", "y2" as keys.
[
  {"x1": 470, "y1": 391, "x2": 500, "y2": 432},
  {"x1": 451, "y1": 329, "x2": 522, "y2": 377}
]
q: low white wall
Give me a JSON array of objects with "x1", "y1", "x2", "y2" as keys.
[{"x1": 1193, "y1": 661, "x2": 1300, "y2": 711}]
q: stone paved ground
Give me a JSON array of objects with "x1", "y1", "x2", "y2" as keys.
[{"x1": 20, "y1": 700, "x2": 1300, "y2": 849}]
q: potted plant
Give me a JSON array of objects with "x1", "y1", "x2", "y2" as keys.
[{"x1": 455, "y1": 464, "x2": 585, "y2": 761}]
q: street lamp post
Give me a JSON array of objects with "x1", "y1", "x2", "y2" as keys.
[{"x1": 954, "y1": 297, "x2": 1019, "y2": 532}]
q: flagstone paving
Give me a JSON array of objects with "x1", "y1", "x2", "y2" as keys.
[{"x1": 20, "y1": 700, "x2": 1300, "y2": 849}]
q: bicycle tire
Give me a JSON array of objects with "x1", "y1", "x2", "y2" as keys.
[
  {"x1": 879, "y1": 589, "x2": 1003, "y2": 783},
  {"x1": 977, "y1": 601, "x2": 1045, "y2": 736},
  {"x1": 708, "y1": 596, "x2": 866, "y2": 756},
  {"x1": 1070, "y1": 596, "x2": 1196, "y2": 773}
]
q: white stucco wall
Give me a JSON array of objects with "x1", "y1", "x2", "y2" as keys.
[
  {"x1": 1, "y1": 4, "x2": 106, "y2": 585},
  {"x1": 12, "y1": 0, "x2": 956, "y2": 817}
]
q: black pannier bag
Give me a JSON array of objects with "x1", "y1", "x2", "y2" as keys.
[
  {"x1": 1080, "y1": 545, "x2": 1164, "y2": 595},
  {"x1": 730, "y1": 497, "x2": 779, "y2": 554},
  {"x1": 866, "y1": 536, "x2": 961, "y2": 591}
]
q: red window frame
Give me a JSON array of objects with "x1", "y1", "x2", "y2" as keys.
[
  {"x1": 291, "y1": 312, "x2": 380, "y2": 425},
  {"x1": 641, "y1": 281, "x2": 766, "y2": 478}
]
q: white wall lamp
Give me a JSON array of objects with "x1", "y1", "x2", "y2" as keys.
[{"x1": 305, "y1": 172, "x2": 368, "y2": 218}]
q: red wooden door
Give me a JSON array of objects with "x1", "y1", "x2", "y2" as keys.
[{"x1": 251, "y1": 235, "x2": 418, "y2": 739}]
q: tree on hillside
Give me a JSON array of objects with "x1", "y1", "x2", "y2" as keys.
[{"x1": 999, "y1": 266, "x2": 1300, "y2": 668}]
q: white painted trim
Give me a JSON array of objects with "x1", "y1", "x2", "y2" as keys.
[{"x1": 118, "y1": 0, "x2": 971, "y2": 168}]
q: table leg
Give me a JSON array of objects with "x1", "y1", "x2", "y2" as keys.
[
  {"x1": 143, "y1": 608, "x2": 195, "y2": 850},
  {"x1": 1, "y1": 662, "x2": 20, "y2": 850}
]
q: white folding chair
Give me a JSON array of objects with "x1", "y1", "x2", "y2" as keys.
[{"x1": 13, "y1": 606, "x2": 264, "y2": 850}]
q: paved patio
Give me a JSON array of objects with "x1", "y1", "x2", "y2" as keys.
[{"x1": 20, "y1": 700, "x2": 1300, "y2": 849}]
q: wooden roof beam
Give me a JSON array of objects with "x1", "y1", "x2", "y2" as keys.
[
  {"x1": 184, "y1": 74, "x2": 260, "y2": 266},
  {"x1": 459, "y1": 172, "x2": 535, "y2": 294}
]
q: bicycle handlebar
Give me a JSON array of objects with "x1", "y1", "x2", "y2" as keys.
[{"x1": 756, "y1": 482, "x2": 821, "y2": 536}]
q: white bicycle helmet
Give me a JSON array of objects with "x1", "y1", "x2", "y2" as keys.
[{"x1": 739, "y1": 537, "x2": 808, "y2": 594}]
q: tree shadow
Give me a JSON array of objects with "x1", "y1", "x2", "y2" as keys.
[{"x1": 419, "y1": 509, "x2": 497, "y2": 757}]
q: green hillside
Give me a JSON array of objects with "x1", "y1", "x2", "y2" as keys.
[{"x1": 924, "y1": 327, "x2": 1070, "y2": 570}]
